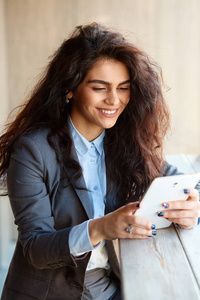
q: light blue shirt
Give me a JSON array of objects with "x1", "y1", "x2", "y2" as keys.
[{"x1": 68, "y1": 118, "x2": 110, "y2": 270}]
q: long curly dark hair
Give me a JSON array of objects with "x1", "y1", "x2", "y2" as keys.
[{"x1": 0, "y1": 23, "x2": 170, "y2": 202}]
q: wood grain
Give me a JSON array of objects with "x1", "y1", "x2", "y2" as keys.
[
  {"x1": 120, "y1": 225, "x2": 200, "y2": 300},
  {"x1": 175, "y1": 226, "x2": 200, "y2": 290}
]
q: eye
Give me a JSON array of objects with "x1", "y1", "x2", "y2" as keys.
[
  {"x1": 92, "y1": 87, "x2": 106, "y2": 91},
  {"x1": 118, "y1": 87, "x2": 130, "y2": 91}
]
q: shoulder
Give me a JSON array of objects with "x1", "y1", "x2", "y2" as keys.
[
  {"x1": 19, "y1": 128, "x2": 51, "y2": 148},
  {"x1": 163, "y1": 162, "x2": 183, "y2": 176},
  {"x1": 12, "y1": 128, "x2": 57, "y2": 167}
]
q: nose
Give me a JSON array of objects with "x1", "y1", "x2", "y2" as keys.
[{"x1": 105, "y1": 90, "x2": 120, "y2": 105}]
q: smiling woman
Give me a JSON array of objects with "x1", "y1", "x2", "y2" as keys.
[
  {"x1": 69, "y1": 59, "x2": 130, "y2": 141},
  {"x1": 0, "y1": 23, "x2": 199, "y2": 300}
]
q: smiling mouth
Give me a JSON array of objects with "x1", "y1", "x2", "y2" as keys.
[{"x1": 98, "y1": 109, "x2": 117, "y2": 115}]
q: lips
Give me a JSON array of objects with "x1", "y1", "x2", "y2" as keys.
[{"x1": 97, "y1": 108, "x2": 118, "y2": 117}]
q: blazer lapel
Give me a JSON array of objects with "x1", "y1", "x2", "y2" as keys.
[
  {"x1": 73, "y1": 176, "x2": 93, "y2": 220},
  {"x1": 69, "y1": 147, "x2": 93, "y2": 220}
]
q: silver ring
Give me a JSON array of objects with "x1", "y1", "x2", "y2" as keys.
[{"x1": 125, "y1": 224, "x2": 133, "y2": 234}]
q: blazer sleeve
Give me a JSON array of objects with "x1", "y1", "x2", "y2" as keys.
[
  {"x1": 7, "y1": 135, "x2": 88, "y2": 270},
  {"x1": 164, "y1": 161, "x2": 200, "y2": 193},
  {"x1": 163, "y1": 161, "x2": 183, "y2": 176}
]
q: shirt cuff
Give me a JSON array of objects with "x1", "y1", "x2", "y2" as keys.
[{"x1": 69, "y1": 220, "x2": 101, "y2": 257}]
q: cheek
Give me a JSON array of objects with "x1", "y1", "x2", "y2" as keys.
[
  {"x1": 74, "y1": 99, "x2": 94, "y2": 115},
  {"x1": 119, "y1": 97, "x2": 130, "y2": 115},
  {"x1": 123, "y1": 96, "x2": 130, "y2": 107},
  {"x1": 74, "y1": 91, "x2": 99, "y2": 108}
]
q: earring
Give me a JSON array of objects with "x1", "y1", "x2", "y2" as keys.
[{"x1": 66, "y1": 95, "x2": 70, "y2": 104}]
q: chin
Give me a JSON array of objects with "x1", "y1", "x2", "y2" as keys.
[{"x1": 102, "y1": 121, "x2": 117, "y2": 129}]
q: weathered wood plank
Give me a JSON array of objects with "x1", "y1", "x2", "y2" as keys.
[
  {"x1": 175, "y1": 226, "x2": 200, "y2": 290},
  {"x1": 173, "y1": 155, "x2": 200, "y2": 289},
  {"x1": 120, "y1": 225, "x2": 200, "y2": 300}
]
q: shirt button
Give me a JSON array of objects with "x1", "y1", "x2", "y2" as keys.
[
  {"x1": 93, "y1": 186, "x2": 98, "y2": 190},
  {"x1": 90, "y1": 159, "x2": 95, "y2": 163}
]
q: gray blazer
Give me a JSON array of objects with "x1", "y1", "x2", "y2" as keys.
[{"x1": 1, "y1": 129, "x2": 181, "y2": 300}]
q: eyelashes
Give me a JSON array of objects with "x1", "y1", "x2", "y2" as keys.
[
  {"x1": 92, "y1": 87, "x2": 130, "y2": 91},
  {"x1": 119, "y1": 87, "x2": 129, "y2": 91},
  {"x1": 92, "y1": 87, "x2": 105, "y2": 91}
]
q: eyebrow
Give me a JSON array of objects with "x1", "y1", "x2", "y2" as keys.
[{"x1": 87, "y1": 79, "x2": 130, "y2": 86}]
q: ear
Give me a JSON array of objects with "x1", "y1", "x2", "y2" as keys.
[{"x1": 67, "y1": 91, "x2": 73, "y2": 99}]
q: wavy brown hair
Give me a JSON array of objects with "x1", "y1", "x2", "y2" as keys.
[{"x1": 0, "y1": 23, "x2": 170, "y2": 202}]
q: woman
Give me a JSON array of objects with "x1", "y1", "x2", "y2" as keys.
[{"x1": 0, "y1": 23, "x2": 199, "y2": 300}]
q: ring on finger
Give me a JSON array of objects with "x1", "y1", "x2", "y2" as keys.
[{"x1": 125, "y1": 224, "x2": 133, "y2": 234}]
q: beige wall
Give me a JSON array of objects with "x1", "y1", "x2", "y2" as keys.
[
  {"x1": 0, "y1": 0, "x2": 9, "y2": 127},
  {"x1": 1, "y1": 0, "x2": 200, "y2": 154}
]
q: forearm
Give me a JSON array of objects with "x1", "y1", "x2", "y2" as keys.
[
  {"x1": 69, "y1": 220, "x2": 101, "y2": 255},
  {"x1": 23, "y1": 227, "x2": 77, "y2": 269},
  {"x1": 89, "y1": 217, "x2": 106, "y2": 246}
]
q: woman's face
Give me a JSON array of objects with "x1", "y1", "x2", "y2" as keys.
[{"x1": 69, "y1": 58, "x2": 130, "y2": 141}]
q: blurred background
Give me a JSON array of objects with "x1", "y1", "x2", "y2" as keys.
[{"x1": 0, "y1": 0, "x2": 200, "y2": 293}]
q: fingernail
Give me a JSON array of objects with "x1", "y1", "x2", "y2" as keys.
[
  {"x1": 157, "y1": 212, "x2": 164, "y2": 217},
  {"x1": 162, "y1": 203, "x2": 169, "y2": 209},
  {"x1": 152, "y1": 231, "x2": 157, "y2": 236},
  {"x1": 151, "y1": 224, "x2": 156, "y2": 229},
  {"x1": 184, "y1": 189, "x2": 190, "y2": 194},
  {"x1": 148, "y1": 236, "x2": 152, "y2": 238},
  {"x1": 136, "y1": 203, "x2": 140, "y2": 208}
]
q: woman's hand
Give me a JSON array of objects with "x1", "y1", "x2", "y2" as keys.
[
  {"x1": 157, "y1": 188, "x2": 200, "y2": 229},
  {"x1": 89, "y1": 202, "x2": 156, "y2": 246}
]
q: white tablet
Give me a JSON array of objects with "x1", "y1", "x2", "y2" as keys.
[{"x1": 135, "y1": 173, "x2": 200, "y2": 229}]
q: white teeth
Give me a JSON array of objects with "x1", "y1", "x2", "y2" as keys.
[{"x1": 99, "y1": 109, "x2": 116, "y2": 115}]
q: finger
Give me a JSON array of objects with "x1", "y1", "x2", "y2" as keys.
[
  {"x1": 126, "y1": 234, "x2": 152, "y2": 240},
  {"x1": 162, "y1": 198, "x2": 198, "y2": 211},
  {"x1": 157, "y1": 209, "x2": 198, "y2": 219},
  {"x1": 125, "y1": 225, "x2": 156, "y2": 236},
  {"x1": 186, "y1": 188, "x2": 199, "y2": 201},
  {"x1": 127, "y1": 235, "x2": 150, "y2": 240},
  {"x1": 125, "y1": 215, "x2": 154, "y2": 230},
  {"x1": 120, "y1": 202, "x2": 141, "y2": 214},
  {"x1": 167, "y1": 218, "x2": 195, "y2": 228},
  {"x1": 161, "y1": 188, "x2": 199, "y2": 210},
  {"x1": 123, "y1": 225, "x2": 157, "y2": 239}
]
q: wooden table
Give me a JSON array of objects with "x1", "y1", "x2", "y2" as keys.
[{"x1": 119, "y1": 155, "x2": 200, "y2": 300}]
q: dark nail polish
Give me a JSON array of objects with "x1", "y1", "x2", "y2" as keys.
[
  {"x1": 148, "y1": 236, "x2": 152, "y2": 238},
  {"x1": 184, "y1": 189, "x2": 190, "y2": 194},
  {"x1": 162, "y1": 203, "x2": 169, "y2": 209},
  {"x1": 152, "y1": 231, "x2": 157, "y2": 236},
  {"x1": 136, "y1": 203, "x2": 140, "y2": 208},
  {"x1": 151, "y1": 224, "x2": 156, "y2": 229},
  {"x1": 157, "y1": 212, "x2": 164, "y2": 217}
]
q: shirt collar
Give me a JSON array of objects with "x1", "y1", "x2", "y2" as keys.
[{"x1": 69, "y1": 117, "x2": 105, "y2": 156}]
